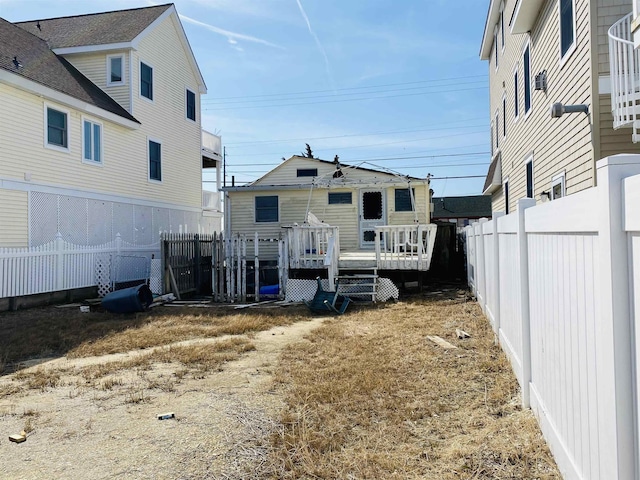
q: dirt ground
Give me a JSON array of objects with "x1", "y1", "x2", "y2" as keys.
[
  {"x1": 0, "y1": 290, "x2": 559, "y2": 479},
  {"x1": 0, "y1": 314, "x2": 325, "y2": 480}
]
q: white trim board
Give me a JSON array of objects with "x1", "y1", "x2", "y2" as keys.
[{"x1": 0, "y1": 177, "x2": 202, "y2": 213}]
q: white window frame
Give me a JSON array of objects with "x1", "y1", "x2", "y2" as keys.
[
  {"x1": 185, "y1": 87, "x2": 197, "y2": 122},
  {"x1": 523, "y1": 38, "x2": 532, "y2": 118},
  {"x1": 525, "y1": 153, "x2": 534, "y2": 198},
  {"x1": 513, "y1": 64, "x2": 520, "y2": 122},
  {"x1": 106, "y1": 54, "x2": 125, "y2": 87},
  {"x1": 559, "y1": 0, "x2": 577, "y2": 67},
  {"x1": 500, "y1": 2, "x2": 505, "y2": 52},
  {"x1": 81, "y1": 117, "x2": 103, "y2": 166},
  {"x1": 551, "y1": 171, "x2": 566, "y2": 199},
  {"x1": 139, "y1": 60, "x2": 154, "y2": 102},
  {"x1": 147, "y1": 137, "x2": 162, "y2": 183},
  {"x1": 494, "y1": 26, "x2": 499, "y2": 70},
  {"x1": 495, "y1": 109, "x2": 500, "y2": 151},
  {"x1": 44, "y1": 103, "x2": 70, "y2": 153}
]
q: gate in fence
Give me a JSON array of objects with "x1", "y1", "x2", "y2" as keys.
[{"x1": 161, "y1": 232, "x2": 288, "y2": 303}]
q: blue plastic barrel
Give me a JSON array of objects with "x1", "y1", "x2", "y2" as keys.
[
  {"x1": 259, "y1": 284, "x2": 279, "y2": 295},
  {"x1": 101, "y1": 284, "x2": 153, "y2": 313}
]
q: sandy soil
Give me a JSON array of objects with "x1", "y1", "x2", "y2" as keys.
[{"x1": 0, "y1": 316, "x2": 329, "y2": 480}]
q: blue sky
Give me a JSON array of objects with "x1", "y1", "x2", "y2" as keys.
[{"x1": 0, "y1": 0, "x2": 490, "y2": 197}]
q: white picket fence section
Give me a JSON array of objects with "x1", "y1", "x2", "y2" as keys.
[
  {"x1": 0, "y1": 233, "x2": 159, "y2": 299},
  {"x1": 465, "y1": 154, "x2": 640, "y2": 480}
]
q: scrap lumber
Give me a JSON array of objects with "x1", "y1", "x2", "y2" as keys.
[{"x1": 426, "y1": 335, "x2": 457, "y2": 349}]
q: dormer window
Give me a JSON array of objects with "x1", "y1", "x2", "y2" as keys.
[{"x1": 107, "y1": 54, "x2": 124, "y2": 86}]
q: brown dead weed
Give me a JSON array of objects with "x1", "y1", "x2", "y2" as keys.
[{"x1": 267, "y1": 292, "x2": 560, "y2": 479}]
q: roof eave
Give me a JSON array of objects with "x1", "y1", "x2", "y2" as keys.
[
  {"x1": 479, "y1": 0, "x2": 501, "y2": 60},
  {"x1": 53, "y1": 43, "x2": 134, "y2": 55},
  {"x1": 0, "y1": 68, "x2": 140, "y2": 129}
]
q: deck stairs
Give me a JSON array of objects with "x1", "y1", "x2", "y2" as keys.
[{"x1": 335, "y1": 270, "x2": 378, "y2": 302}]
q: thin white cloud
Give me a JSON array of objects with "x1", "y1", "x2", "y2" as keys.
[
  {"x1": 294, "y1": 0, "x2": 336, "y2": 90},
  {"x1": 179, "y1": 13, "x2": 284, "y2": 50}
]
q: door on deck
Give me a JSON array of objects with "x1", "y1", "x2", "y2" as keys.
[{"x1": 359, "y1": 189, "x2": 386, "y2": 249}]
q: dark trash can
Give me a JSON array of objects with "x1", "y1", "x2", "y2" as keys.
[{"x1": 101, "y1": 284, "x2": 153, "y2": 313}]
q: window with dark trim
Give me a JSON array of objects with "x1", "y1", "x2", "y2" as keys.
[
  {"x1": 502, "y1": 96, "x2": 506, "y2": 138},
  {"x1": 186, "y1": 89, "x2": 196, "y2": 121},
  {"x1": 560, "y1": 0, "x2": 575, "y2": 58},
  {"x1": 149, "y1": 140, "x2": 161, "y2": 181},
  {"x1": 500, "y1": 9, "x2": 505, "y2": 49},
  {"x1": 526, "y1": 157, "x2": 534, "y2": 198},
  {"x1": 255, "y1": 196, "x2": 278, "y2": 222},
  {"x1": 524, "y1": 44, "x2": 531, "y2": 113},
  {"x1": 394, "y1": 188, "x2": 415, "y2": 212},
  {"x1": 504, "y1": 181, "x2": 510, "y2": 214},
  {"x1": 296, "y1": 168, "x2": 318, "y2": 177},
  {"x1": 328, "y1": 192, "x2": 352, "y2": 204},
  {"x1": 141, "y1": 62, "x2": 153, "y2": 100},
  {"x1": 47, "y1": 107, "x2": 67, "y2": 148},
  {"x1": 494, "y1": 31, "x2": 498, "y2": 69},
  {"x1": 495, "y1": 112, "x2": 499, "y2": 149}
]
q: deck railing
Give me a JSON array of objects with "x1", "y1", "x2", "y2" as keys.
[
  {"x1": 284, "y1": 225, "x2": 340, "y2": 279},
  {"x1": 609, "y1": 12, "x2": 640, "y2": 141},
  {"x1": 375, "y1": 224, "x2": 437, "y2": 271}
]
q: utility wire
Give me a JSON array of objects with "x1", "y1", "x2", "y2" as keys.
[
  {"x1": 204, "y1": 74, "x2": 488, "y2": 101},
  {"x1": 224, "y1": 118, "x2": 487, "y2": 146},
  {"x1": 203, "y1": 86, "x2": 487, "y2": 111},
  {"x1": 226, "y1": 153, "x2": 490, "y2": 167},
  {"x1": 202, "y1": 80, "x2": 487, "y2": 105}
]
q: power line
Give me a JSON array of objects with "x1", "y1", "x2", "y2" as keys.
[
  {"x1": 224, "y1": 118, "x2": 488, "y2": 147},
  {"x1": 204, "y1": 74, "x2": 488, "y2": 101},
  {"x1": 203, "y1": 86, "x2": 487, "y2": 111},
  {"x1": 430, "y1": 175, "x2": 486, "y2": 179},
  {"x1": 202, "y1": 80, "x2": 487, "y2": 106},
  {"x1": 226, "y1": 153, "x2": 490, "y2": 167}
]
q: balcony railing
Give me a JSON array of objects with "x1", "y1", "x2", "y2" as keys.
[
  {"x1": 609, "y1": 12, "x2": 640, "y2": 141},
  {"x1": 284, "y1": 225, "x2": 340, "y2": 280},
  {"x1": 375, "y1": 224, "x2": 437, "y2": 271}
]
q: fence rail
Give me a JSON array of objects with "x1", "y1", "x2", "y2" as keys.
[
  {"x1": 465, "y1": 155, "x2": 640, "y2": 480},
  {"x1": 0, "y1": 233, "x2": 159, "y2": 299}
]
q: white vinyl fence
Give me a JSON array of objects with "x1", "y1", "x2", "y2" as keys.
[
  {"x1": 465, "y1": 155, "x2": 640, "y2": 480},
  {"x1": 0, "y1": 233, "x2": 159, "y2": 299}
]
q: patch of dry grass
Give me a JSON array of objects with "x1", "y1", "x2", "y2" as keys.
[
  {"x1": 0, "y1": 304, "x2": 308, "y2": 371},
  {"x1": 267, "y1": 291, "x2": 560, "y2": 479}
]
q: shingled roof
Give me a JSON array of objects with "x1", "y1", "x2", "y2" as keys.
[
  {"x1": 432, "y1": 195, "x2": 492, "y2": 219},
  {"x1": 0, "y1": 18, "x2": 138, "y2": 124},
  {"x1": 15, "y1": 4, "x2": 172, "y2": 49}
]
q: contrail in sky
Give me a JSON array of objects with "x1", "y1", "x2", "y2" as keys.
[
  {"x1": 295, "y1": 0, "x2": 336, "y2": 90},
  {"x1": 180, "y1": 14, "x2": 285, "y2": 50}
]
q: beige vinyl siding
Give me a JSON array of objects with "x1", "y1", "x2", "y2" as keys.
[
  {"x1": 228, "y1": 183, "x2": 430, "y2": 256},
  {"x1": 598, "y1": 94, "x2": 640, "y2": 158},
  {"x1": 66, "y1": 52, "x2": 131, "y2": 111},
  {"x1": 130, "y1": 14, "x2": 202, "y2": 208},
  {"x1": 0, "y1": 189, "x2": 28, "y2": 247},
  {"x1": 596, "y1": 0, "x2": 632, "y2": 76},
  {"x1": 488, "y1": 0, "x2": 594, "y2": 212}
]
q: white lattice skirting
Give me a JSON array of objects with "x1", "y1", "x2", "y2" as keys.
[{"x1": 285, "y1": 278, "x2": 399, "y2": 303}]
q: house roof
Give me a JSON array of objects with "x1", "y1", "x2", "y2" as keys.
[
  {"x1": 432, "y1": 195, "x2": 492, "y2": 219},
  {"x1": 0, "y1": 17, "x2": 138, "y2": 124},
  {"x1": 14, "y1": 4, "x2": 172, "y2": 49},
  {"x1": 250, "y1": 155, "x2": 425, "y2": 186}
]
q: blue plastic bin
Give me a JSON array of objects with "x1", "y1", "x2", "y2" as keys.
[
  {"x1": 101, "y1": 284, "x2": 153, "y2": 313},
  {"x1": 259, "y1": 284, "x2": 279, "y2": 295}
]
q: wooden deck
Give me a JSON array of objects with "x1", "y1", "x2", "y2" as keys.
[{"x1": 338, "y1": 251, "x2": 377, "y2": 269}]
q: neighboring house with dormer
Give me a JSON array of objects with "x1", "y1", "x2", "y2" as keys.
[
  {"x1": 0, "y1": 4, "x2": 218, "y2": 248},
  {"x1": 479, "y1": 0, "x2": 640, "y2": 213}
]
